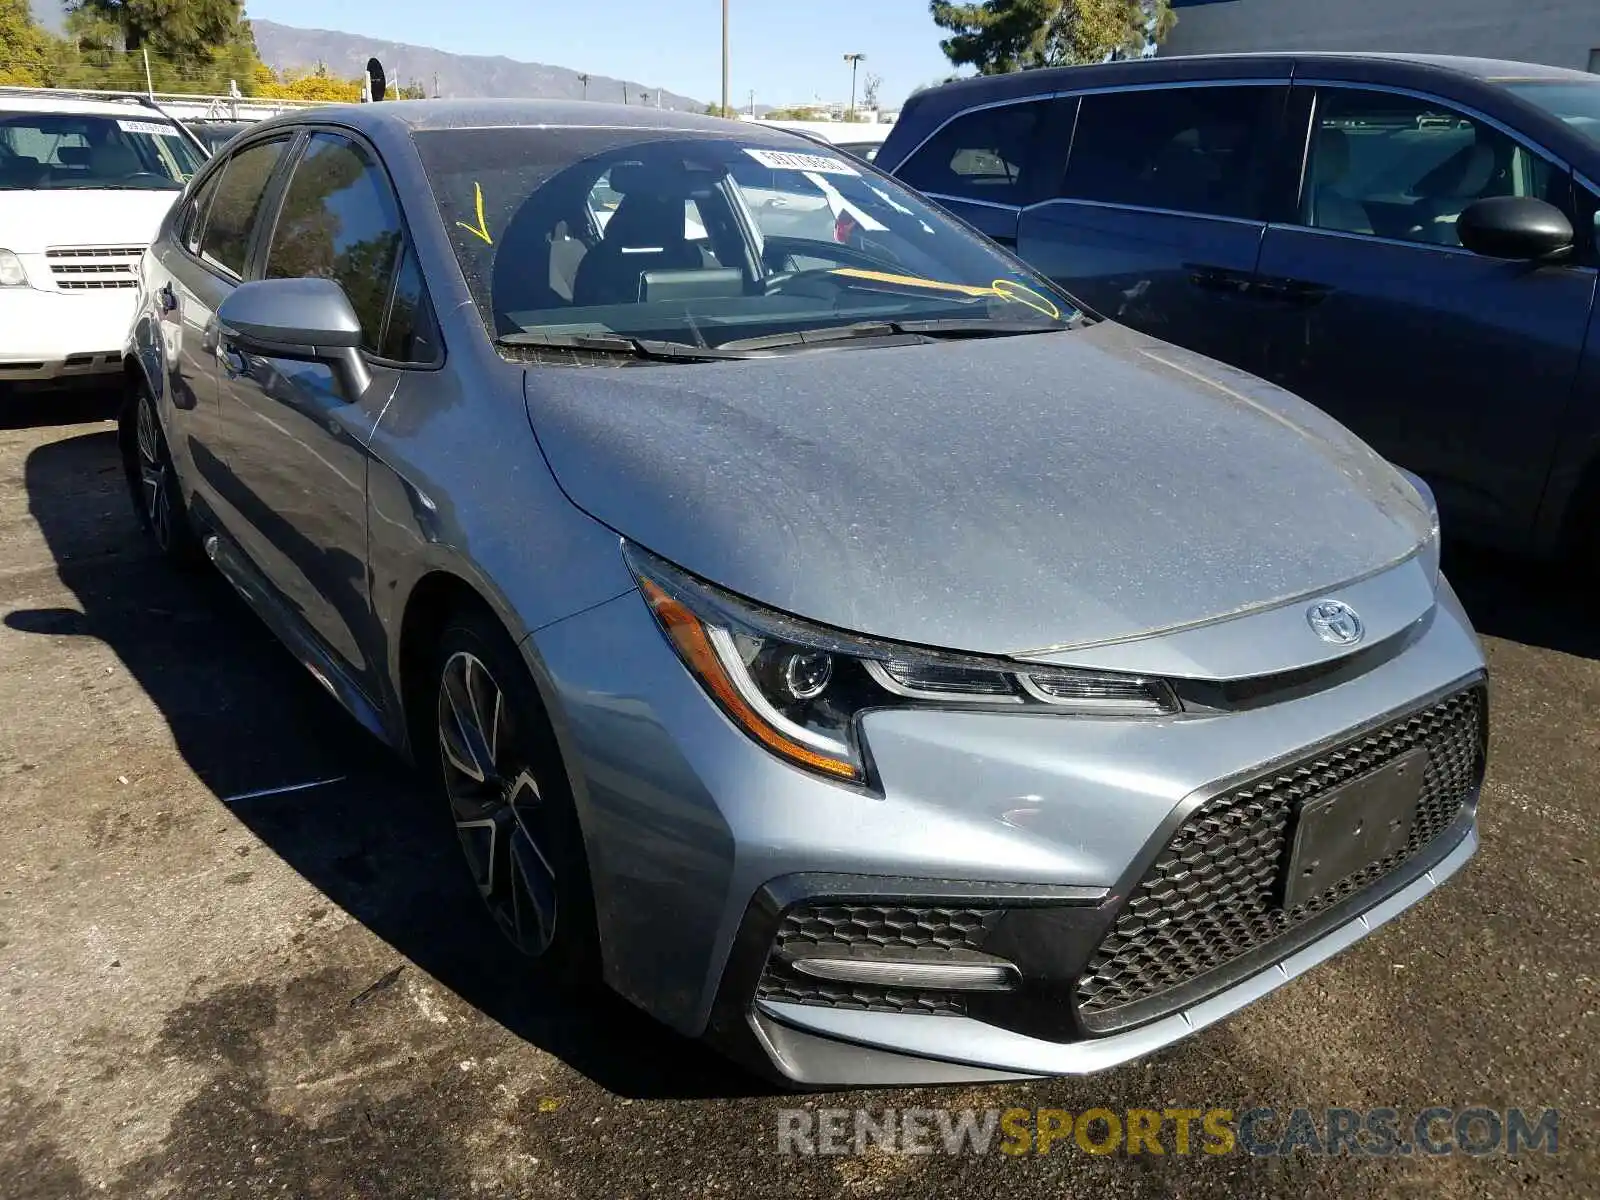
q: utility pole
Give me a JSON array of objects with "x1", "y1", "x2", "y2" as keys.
[
  {"x1": 843, "y1": 52, "x2": 866, "y2": 120},
  {"x1": 578, "y1": 73, "x2": 589, "y2": 101},
  {"x1": 748, "y1": 88, "x2": 754, "y2": 117},
  {"x1": 721, "y1": 0, "x2": 730, "y2": 118}
]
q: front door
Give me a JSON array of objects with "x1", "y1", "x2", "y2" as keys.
[
  {"x1": 215, "y1": 130, "x2": 409, "y2": 700},
  {"x1": 160, "y1": 136, "x2": 294, "y2": 503},
  {"x1": 1253, "y1": 85, "x2": 1598, "y2": 545}
]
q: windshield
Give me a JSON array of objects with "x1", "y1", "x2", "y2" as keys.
[
  {"x1": 413, "y1": 127, "x2": 1075, "y2": 356},
  {"x1": 0, "y1": 111, "x2": 202, "y2": 190},
  {"x1": 1503, "y1": 80, "x2": 1600, "y2": 148}
]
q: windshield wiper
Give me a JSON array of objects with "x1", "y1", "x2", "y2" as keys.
[
  {"x1": 496, "y1": 331, "x2": 752, "y2": 362},
  {"x1": 719, "y1": 318, "x2": 1067, "y2": 353}
]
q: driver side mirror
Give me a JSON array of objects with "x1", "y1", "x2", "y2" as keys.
[
  {"x1": 217, "y1": 277, "x2": 372, "y2": 399},
  {"x1": 1456, "y1": 196, "x2": 1575, "y2": 263}
]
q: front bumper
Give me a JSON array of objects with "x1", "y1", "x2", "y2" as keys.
[
  {"x1": 0, "y1": 285, "x2": 137, "y2": 382},
  {"x1": 528, "y1": 570, "x2": 1487, "y2": 1085}
]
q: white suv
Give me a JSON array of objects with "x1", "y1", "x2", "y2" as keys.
[{"x1": 0, "y1": 94, "x2": 204, "y2": 386}]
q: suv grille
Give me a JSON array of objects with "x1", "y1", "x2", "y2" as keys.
[
  {"x1": 1075, "y1": 686, "x2": 1485, "y2": 1026},
  {"x1": 47, "y1": 246, "x2": 143, "y2": 290},
  {"x1": 755, "y1": 903, "x2": 1001, "y2": 1016}
]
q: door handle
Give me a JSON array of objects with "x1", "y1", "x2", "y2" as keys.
[
  {"x1": 1253, "y1": 277, "x2": 1332, "y2": 307},
  {"x1": 992, "y1": 235, "x2": 1018, "y2": 250},
  {"x1": 1186, "y1": 264, "x2": 1253, "y2": 295}
]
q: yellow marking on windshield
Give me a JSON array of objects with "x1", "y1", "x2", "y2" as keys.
[
  {"x1": 829, "y1": 269, "x2": 1062, "y2": 320},
  {"x1": 829, "y1": 268, "x2": 995, "y2": 297},
  {"x1": 990, "y1": 279, "x2": 1061, "y2": 320},
  {"x1": 456, "y1": 181, "x2": 494, "y2": 245}
]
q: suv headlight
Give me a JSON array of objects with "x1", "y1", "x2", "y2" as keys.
[
  {"x1": 626, "y1": 544, "x2": 1179, "y2": 783},
  {"x1": 0, "y1": 250, "x2": 26, "y2": 288}
]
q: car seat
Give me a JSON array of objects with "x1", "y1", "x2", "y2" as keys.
[
  {"x1": 1409, "y1": 138, "x2": 1502, "y2": 246},
  {"x1": 1307, "y1": 127, "x2": 1373, "y2": 236},
  {"x1": 571, "y1": 162, "x2": 707, "y2": 306}
]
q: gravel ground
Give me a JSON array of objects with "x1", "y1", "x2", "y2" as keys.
[{"x1": 0, "y1": 393, "x2": 1594, "y2": 1198}]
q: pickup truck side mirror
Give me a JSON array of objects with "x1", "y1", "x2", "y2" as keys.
[
  {"x1": 1456, "y1": 196, "x2": 1575, "y2": 263},
  {"x1": 217, "y1": 277, "x2": 372, "y2": 399}
]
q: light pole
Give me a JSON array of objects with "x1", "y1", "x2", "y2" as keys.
[
  {"x1": 721, "y1": 0, "x2": 730, "y2": 118},
  {"x1": 843, "y1": 52, "x2": 866, "y2": 120}
]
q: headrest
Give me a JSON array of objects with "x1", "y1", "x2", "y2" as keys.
[{"x1": 56, "y1": 145, "x2": 92, "y2": 166}]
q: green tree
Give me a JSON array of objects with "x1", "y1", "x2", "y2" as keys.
[
  {"x1": 0, "y1": 0, "x2": 57, "y2": 85},
  {"x1": 64, "y1": 0, "x2": 261, "y2": 90},
  {"x1": 930, "y1": 0, "x2": 1175, "y2": 73}
]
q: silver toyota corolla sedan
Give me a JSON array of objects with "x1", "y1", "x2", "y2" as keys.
[{"x1": 122, "y1": 100, "x2": 1488, "y2": 1087}]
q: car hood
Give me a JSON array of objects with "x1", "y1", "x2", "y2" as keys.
[
  {"x1": 0, "y1": 188, "x2": 179, "y2": 253},
  {"x1": 523, "y1": 322, "x2": 1433, "y2": 660}
]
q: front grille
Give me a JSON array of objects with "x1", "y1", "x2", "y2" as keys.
[
  {"x1": 47, "y1": 246, "x2": 143, "y2": 290},
  {"x1": 1075, "y1": 686, "x2": 1485, "y2": 1026},
  {"x1": 755, "y1": 903, "x2": 1001, "y2": 1016}
]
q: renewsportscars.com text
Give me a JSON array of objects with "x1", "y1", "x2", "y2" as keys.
[{"x1": 775, "y1": 1106, "x2": 1560, "y2": 1158}]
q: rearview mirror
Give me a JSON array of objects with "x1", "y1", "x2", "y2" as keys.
[
  {"x1": 1456, "y1": 196, "x2": 1574, "y2": 262},
  {"x1": 217, "y1": 278, "x2": 372, "y2": 399}
]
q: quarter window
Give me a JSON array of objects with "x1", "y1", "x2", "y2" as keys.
[
  {"x1": 196, "y1": 138, "x2": 291, "y2": 277},
  {"x1": 378, "y1": 245, "x2": 439, "y2": 363},
  {"x1": 1061, "y1": 86, "x2": 1282, "y2": 220},
  {"x1": 896, "y1": 101, "x2": 1048, "y2": 204},
  {"x1": 264, "y1": 133, "x2": 406, "y2": 354}
]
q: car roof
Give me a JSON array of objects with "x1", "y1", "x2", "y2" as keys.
[
  {"x1": 907, "y1": 51, "x2": 1596, "y2": 108},
  {"x1": 252, "y1": 98, "x2": 747, "y2": 137},
  {"x1": 0, "y1": 93, "x2": 188, "y2": 120}
]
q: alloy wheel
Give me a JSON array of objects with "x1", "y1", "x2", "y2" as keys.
[
  {"x1": 437, "y1": 649, "x2": 560, "y2": 957},
  {"x1": 134, "y1": 397, "x2": 174, "y2": 552}
]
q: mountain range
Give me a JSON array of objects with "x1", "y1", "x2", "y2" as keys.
[{"x1": 249, "y1": 19, "x2": 711, "y2": 111}]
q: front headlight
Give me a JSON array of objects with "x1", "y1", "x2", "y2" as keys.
[
  {"x1": 626, "y1": 545, "x2": 1179, "y2": 783},
  {"x1": 0, "y1": 250, "x2": 27, "y2": 288}
]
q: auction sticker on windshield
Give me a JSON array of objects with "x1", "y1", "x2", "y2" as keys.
[
  {"x1": 116, "y1": 119, "x2": 181, "y2": 137},
  {"x1": 743, "y1": 148, "x2": 859, "y2": 176}
]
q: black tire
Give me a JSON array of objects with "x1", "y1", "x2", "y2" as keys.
[
  {"x1": 121, "y1": 383, "x2": 201, "y2": 565},
  {"x1": 430, "y1": 608, "x2": 600, "y2": 985}
]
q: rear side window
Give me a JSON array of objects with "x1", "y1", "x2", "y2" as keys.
[
  {"x1": 1061, "y1": 86, "x2": 1283, "y2": 220},
  {"x1": 897, "y1": 101, "x2": 1048, "y2": 204},
  {"x1": 264, "y1": 132, "x2": 405, "y2": 354},
  {"x1": 198, "y1": 138, "x2": 291, "y2": 276}
]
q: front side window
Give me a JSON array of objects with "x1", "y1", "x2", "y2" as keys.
[
  {"x1": 896, "y1": 102, "x2": 1047, "y2": 204},
  {"x1": 198, "y1": 138, "x2": 292, "y2": 277},
  {"x1": 414, "y1": 127, "x2": 1076, "y2": 356},
  {"x1": 0, "y1": 111, "x2": 202, "y2": 191},
  {"x1": 264, "y1": 133, "x2": 405, "y2": 353},
  {"x1": 1302, "y1": 89, "x2": 1561, "y2": 248},
  {"x1": 1061, "y1": 86, "x2": 1282, "y2": 220}
]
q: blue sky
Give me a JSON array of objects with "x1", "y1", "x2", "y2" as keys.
[{"x1": 244, "y1": 0, "x2": 962, "y2": 107}]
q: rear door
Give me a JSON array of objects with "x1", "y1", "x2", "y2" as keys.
[
  {"x1": 892, "y1": 98, "x2": 1061, "y2": 248},
  {"x1": 1252, "y1": 82, "x2": 1597, "y2": 545},
  {"x1": 1016, "y1": 82, "x2": 1290, "y2": 375}
]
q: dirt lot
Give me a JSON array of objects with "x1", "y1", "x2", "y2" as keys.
[{"x1": 0, "y1": 394, "x2": 1595, "y2": 1199}]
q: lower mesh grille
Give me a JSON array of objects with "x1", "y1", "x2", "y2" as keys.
[
  {"x1": 755, "y1": 903, "x2": 1001, "y2": 1016},
  {"x1": 1075, "y1": 686, "x2": 1485, "y2": 1025}
]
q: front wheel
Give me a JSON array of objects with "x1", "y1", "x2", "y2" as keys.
[
  {"x1": 431, "y1": 610, "x2": 600, "y2": 984},
  {"x1": 121, "y1": 384, "x2": 200, "y2": 564}
]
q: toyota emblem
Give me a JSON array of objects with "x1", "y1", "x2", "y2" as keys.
[{"x1": 1306, "y1": 599, "x2": 1364, "y2": 647}]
